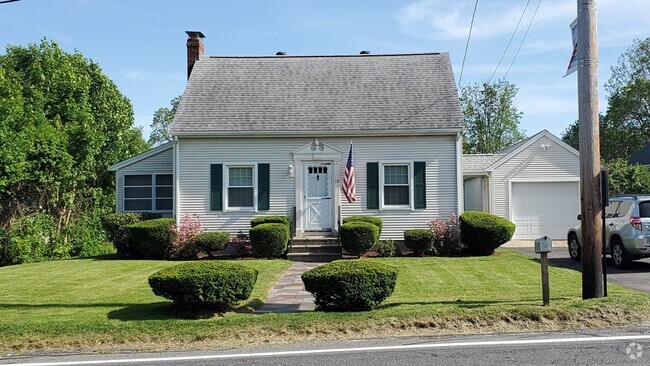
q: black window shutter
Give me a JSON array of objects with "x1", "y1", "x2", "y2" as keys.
[
  {"x1": 367, "y1": 162, "x2": 379, "y2": 209},
  {"x1": 414, "y1": 161, "x2": 426, "y2": 209},
  {"x1": 258, "y1": 163, "x2": 270, "y2": 211},
  {"x1": 210, "y1": 164, "x2": 223, "y2": 211}
]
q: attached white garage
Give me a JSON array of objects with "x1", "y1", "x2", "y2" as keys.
[
  {"x1": 510, "y1": 181, "x2": 579, "y2": 239},
  {"x1": 463, "y1": 130, "x2": 581, "y2": 240}
]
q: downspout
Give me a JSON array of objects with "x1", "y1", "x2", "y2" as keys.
[
  {"x1": 456, "y1": 132, "x2": 464, "y2": 215},
  {"x1": 174, "y1": 136, "x2": 180, "y2": 226}
]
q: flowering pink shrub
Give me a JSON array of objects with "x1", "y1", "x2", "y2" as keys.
[
  {"x1": 169, "y1": 214, "x2": 203, "y2": 260},
  {"x1": 427, "y1": 212, "x2": 464, "y2": 256}
]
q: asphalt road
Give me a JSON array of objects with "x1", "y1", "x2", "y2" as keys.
[
  {"x1": 509, "y1": 244, "x2": 650, "y2": 294},
  {"x1": 3, "y1": 328, "x2": 649, "y2": 366}
]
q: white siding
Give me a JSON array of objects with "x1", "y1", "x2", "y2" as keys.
[
  {"x1": 178, "y1": 135, "x2": 459, "y2": 240},
  {"x1": 491, "y1": 135, "x2": 580, "y2": 227},
  {"x1": 464, "y1": 177, "x2": 484, "y2": 212},
  {"x1": 115, "y1": 147, "x2": 174, "y2": 213}
]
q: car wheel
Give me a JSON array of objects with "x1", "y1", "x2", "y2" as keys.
[
  {"x1": 611, "y1": 238, "x2": 631, "y2": 269},
  {"x1": 568, "y1": 234, "x2": 581, "y2": 262}
]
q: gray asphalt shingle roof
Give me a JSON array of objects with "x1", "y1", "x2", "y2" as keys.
[
  {"x1": 463, "y1": 154, "x2": 504, "y2": 172},
  {"x1": 170, "y1": 53, "x2": 463, "y2": 135},
  {"x1": 629, "y1": 141, "x2": 650, "y2": 166}
]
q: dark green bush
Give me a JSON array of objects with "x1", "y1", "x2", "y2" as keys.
[
  {"x1": 195, "y1": 231, "x2": 230, "y2": 256},
  {"x1": 302, "y1": 260, "x2": 397, "y2": 311},
  {"x1": 342, "y1": 216, "x2": 383, "y2": 236},
  {"x1": 460, "y1": 211, "x2": 515, "y2": 256},
  {"x1": 404, "y1": 229, "x2": 436, "y2": 256},
  {"x1": 249, "y1": 223, "x2": 290, "y2": 258},
  {"x1": 101, "y1": 212, "x2": 163, "y2": 258},
  {"x1": 376, "y1": 239, "x2": 400, "y2": 257},
  {"x1": 128, "y1": 218, "x2": 175, "y2": 259},
  {"x1": 149, "y1": 262, "x2": 258, "y2": 311},
  {"x1": 340, "y1": 222, "x2": 379, "y2": 256},
  {"x1": 250, "y1": 216, "x2": 290, "y2": 228}
]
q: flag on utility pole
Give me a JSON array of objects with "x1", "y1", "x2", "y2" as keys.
[{"x1": 564, "y1": 18, "x2": 578, "y2": 77}]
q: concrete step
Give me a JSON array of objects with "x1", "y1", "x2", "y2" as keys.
[
  {"x1": 288, "y1": 243, "x2": 342, "y2": 255},
  {"x1": 287, "y1": 252, "x2": 342, "y2": 262}
]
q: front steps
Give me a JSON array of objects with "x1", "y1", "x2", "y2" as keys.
[{"x1": 287, "y1": 234, "x2": 341, "y2": 262}]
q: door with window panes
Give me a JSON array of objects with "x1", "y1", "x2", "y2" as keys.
[{"x1": 304, "y1": 163, "x2": 332, "y2": 230}]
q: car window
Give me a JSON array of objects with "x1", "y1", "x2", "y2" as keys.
[
  {"x1": 616, "y1": 201, "x2": 633, "y2": 217},
  {"x1": 605, "y1": 202, "x2": 620, "y2": 218},
  {"x1": 640, "y1": 201, "x2": 650, "y2": 218}
]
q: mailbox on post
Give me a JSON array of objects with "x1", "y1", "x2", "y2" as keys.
[
  {"x1": 535, "y1": 236, "x2": 552, "y2": 306},
  {"x1": 535, "y1": 236, "x2": 552, "y2": 253}
]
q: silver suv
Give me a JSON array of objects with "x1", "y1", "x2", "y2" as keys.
[{"x1": 567, "y1": 195, "x2": 650, "y2": 269}]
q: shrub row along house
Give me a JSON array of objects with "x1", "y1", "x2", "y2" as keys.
[{"x1": 109, "y1": 31, "x2": 581, "y2": 245}]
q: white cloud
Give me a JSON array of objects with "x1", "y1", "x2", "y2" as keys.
[
  {"x1": 396, "y1": 0, "x2": 573, "y2": 41},
  {"x1": 123, "y1": 70, "x2": 155, "y2": 81}
]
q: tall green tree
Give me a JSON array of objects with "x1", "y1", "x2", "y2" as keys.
[
  {"x1": 562, "y1": 38, "x2": 649, "y2": 161},
  {"x1": 148, "y1": 96, "x2": 180, "y2": 146},
  {"x1": 460, "y1": 79, "x2": 526, "y2": 154},
  {"x1": 0, "y1": 39, "x2": 148, "y2": 264}
]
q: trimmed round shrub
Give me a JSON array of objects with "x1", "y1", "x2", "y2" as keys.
[
  {"x1": 340, "y1": 222, "x2": 380, "y2": 256},
  {"x1": 342, "y1": 215, "x2": 383, "y2": 236},
  {"x1": 101, "y1": 212, "x2": 163, "y2": 258},
  {"x1": 249, "y1": 223, "x2": 289, "y2": 258},
  {"x1": 128, "y1": 218, "x2": 175, "y2": 259},
  {"x1": 195, "y1": 231, "x2": 230, "y2": 254},
  {"x1": 404, "y1": 229, "x2": 436, "y2": 255},
  {"x1": 460, "y1": 211, "x2": 515, "y2": 256},
  {"x1": 302, "y1": 260, "x2": 397, "y2": 311},
  {"x1": 149, "y1": 262, "x2": 258, "y2": 311},
  {"x1": 250, "y1": 216, "x2": 290, "y2": 228}
]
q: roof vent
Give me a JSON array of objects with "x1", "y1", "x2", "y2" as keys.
[
  {"x1": 276, "y1": 51, "x2": 287, "y2": 56},
  {"x1": 360, "y1": 50, "x2": 370, "y2": 55}
]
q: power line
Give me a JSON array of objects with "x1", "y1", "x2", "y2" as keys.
[
  {"x1": 488, "y1": 0, "x2": 530, "y2": 83},
  {"x1": 504, "y1": 0, "x2": 542, "y2": 79},
  {"x1": 0, "y1": 0, "x2": 21, "y2": 4},
  {"x1": 458, "y1": 0, "x2": 479, "y2": 89}
]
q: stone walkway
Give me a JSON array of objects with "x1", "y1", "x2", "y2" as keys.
[{"x1": 257, "y1": 262, "x2": 324, "y2": 313}]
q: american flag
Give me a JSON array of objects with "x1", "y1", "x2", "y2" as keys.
[{"x1": 343, "y1": 142, "x2": 356, "y2": 203}]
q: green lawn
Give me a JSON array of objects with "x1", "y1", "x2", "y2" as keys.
[{"x1": 1, "y1": 250, "x2": 648, "y2": 353}]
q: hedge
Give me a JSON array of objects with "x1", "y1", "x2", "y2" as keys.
[
  {"x1": 342, "y1": 216, "x2": 383, "y2": 236},
  {"x1": 101, "y1": 212, "x2": 162, "y2": 258},
  {"x1": 127, "y1": 218, "x2": 174, "y2": 259},
  {"x1": 404, "y1": 229, "x2": 436, "y2": 255},
  {"x1": 250, "y1": 216, "x2": 290, "y2": 228},
  {"x1": 302, "y1": 260, "x2": 397, "y2": 311},
  {"x1": 460, "y1": 211, "x2": 515, "y2": 255},
  {"x1": 339, "y1": 222, "x2": 380, "y2": 256},
  {"x1": 149, "y1": 262, "x2": 257, "y2": 311},
  {"x1": 194, "y1": 231, "x2": 230, "y2": 255},
  {"x1": 249, "y1": 223, "x2": 290, "y2": 258}
]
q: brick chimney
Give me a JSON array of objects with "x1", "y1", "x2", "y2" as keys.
[{"x1": 185, "y1": 31, "x2": 205, "y2": 79}]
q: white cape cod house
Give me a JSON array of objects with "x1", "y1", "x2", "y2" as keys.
[
  {"x1": 109, "y1": 32, "x2": 465, "y2": 240},
  {"x1": 109, "y1": 32, "x2": 583, "y2": 242}
]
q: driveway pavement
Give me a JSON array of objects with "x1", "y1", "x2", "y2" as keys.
[{"x1": 504, "y1": 241, "x2": 650, "y2": 294}]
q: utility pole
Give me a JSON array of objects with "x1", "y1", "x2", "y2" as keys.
[{"x1": 577, "y1": 0, "x2": 603, "y2": 299}]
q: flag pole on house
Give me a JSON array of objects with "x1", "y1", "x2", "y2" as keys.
[{"x1": 343, "y1": 141, "x2": 356, "y2": 203}]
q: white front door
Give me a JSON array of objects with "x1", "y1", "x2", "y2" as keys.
[{"x1": 305, "y1": 163, "x2": 332, "y2": 230}]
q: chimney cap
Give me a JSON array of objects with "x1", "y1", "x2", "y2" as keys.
[
  {"x1": 276, "y1": 51, "x2": 287, "y2": 56},
  {"x1": 185, "y1": 31, "x2": 206, "y2": 39},
  {"x1": 360, "y1": 50, "x2": 370, "y2": 54}
]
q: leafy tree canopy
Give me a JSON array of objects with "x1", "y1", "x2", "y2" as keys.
[
  {"x1": 0, "y1": 39, "x2": 148, "y2": 227},
  {"x1": 604, "y1": 159, "x2": 650, "y2": 195},
  {"x1": 148, "y1": 95, "x2": 180, "y2": 146},
  {"x1": 460, "y1": 79, "x2": 526, "y2": 154}
]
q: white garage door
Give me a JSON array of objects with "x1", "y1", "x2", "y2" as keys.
[{"x1": 511, "y1": 182, "x2": 579, "y2": 240}]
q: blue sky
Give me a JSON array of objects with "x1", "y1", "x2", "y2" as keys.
[{"x1": 1, "y1": 0, "x2": 649, "y2": 140}]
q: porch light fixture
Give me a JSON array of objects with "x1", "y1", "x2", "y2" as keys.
[
  {"x1": 311, "y1": 138, "x2": 324, "y2": 151},
  {"x1": 540, "y1": 144, "x2": 551, "y2": 150},
  {"x1": 288, "y1": 164, "x2": 295, "y2": 177}
]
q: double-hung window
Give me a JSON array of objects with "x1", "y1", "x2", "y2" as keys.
[
  {"x1": 123, "y1": 174, "x2": 173, "y2": 212},
  {"x1": 226, "y1": 166, "x2": 255, "y2": 209},
  {"x1": 381, "y1": 164, "x2": 411, "y2": 208}
]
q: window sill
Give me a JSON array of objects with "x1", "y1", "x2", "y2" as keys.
[
  {"x1": 380, "y1": 206, "x2": 414, "y2": 211},
  {"x1": 224, "y1": 207, "x2": 257, "y2": 213}
]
